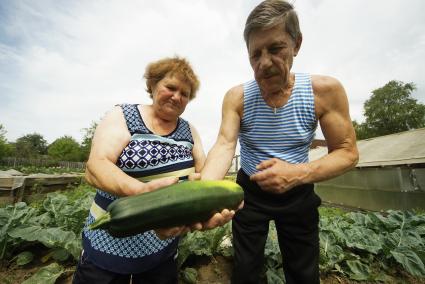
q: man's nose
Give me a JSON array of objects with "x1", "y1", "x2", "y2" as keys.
[{"x1": 258, "y1": 52, "x2": 272, "y2": 70}]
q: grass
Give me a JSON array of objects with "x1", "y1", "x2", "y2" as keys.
[{"x1": 27, "y1": 182, "x2": 95, "y2": 209}]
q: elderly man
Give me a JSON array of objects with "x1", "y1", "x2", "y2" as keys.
[{"x1": 201, "y1": 1, "x2": 359, "y2": 283}]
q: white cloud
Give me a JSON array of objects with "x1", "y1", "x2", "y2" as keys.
[{"x1": 1, "y1": 0, "x2": 424, "y2": 150}]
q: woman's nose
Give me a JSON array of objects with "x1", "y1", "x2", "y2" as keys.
[{"x1": 171, "y1": 91, "x2": 182, "y2": 101}]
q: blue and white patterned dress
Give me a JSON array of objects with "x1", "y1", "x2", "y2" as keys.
[{"x1": 82, "y1": 104, "x2": 195, "y2": 274}]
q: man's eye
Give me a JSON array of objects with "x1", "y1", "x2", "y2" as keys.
[
  {"x1": 250, "y1": 53, "x2": 260, "y2": 60},
  {"x1": 270, "y1": 47, "x2": 282, "y2": 54},
  {"x1": 167, "y1": 85, "x2": 176, "y2": 91}
]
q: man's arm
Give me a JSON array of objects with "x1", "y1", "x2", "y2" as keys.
[
  {"x1": 159, "y1": 103, "x2": 243, "y2": 236},
  {"x1": 201, "y1": 85, "x2": 243, "y2": 180},
  {"x1": 85, "y1": 106, "x2": 177, "y2": 196},
  {"x1": 184, "y1": 85, "x2": 243, "y2": 232},
  {"x1": 306, "y1": 75, "x2": 359, "y2": 182},
  {"x1": 251, "y1": 75, "x2": 358, "y2": 192}
]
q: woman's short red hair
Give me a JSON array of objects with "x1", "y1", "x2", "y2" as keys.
[{"x1": 144, "y1": 56, "x2": 200, "y2": 100}]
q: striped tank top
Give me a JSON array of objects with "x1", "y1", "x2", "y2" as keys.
[
  {"x1": 82, "y1": 104, "x2": 195, "y2": 274},
  {"x1": 239, "y1": 73, "x2": 317, "y2": 176}
]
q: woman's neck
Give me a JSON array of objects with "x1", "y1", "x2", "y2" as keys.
[{"x1": 141, "y1": 105, "x2": 178, "y2": 135}]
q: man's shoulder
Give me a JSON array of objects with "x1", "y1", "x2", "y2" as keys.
[
  {"x1": 224, "y1": 84, "x2": 244, "y2": 102},
  {"x1": 223, "y1": 84, "x2": 244, "y2": 114},
  {"x1": 311, "y1": 74, "x2": 343, "y2": 95},
  {"x1": 227, "y1": 84, "x2": 244, "y2": 95}
]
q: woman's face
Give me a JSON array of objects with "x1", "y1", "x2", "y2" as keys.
[{"x1": 152, "y1": 74, "x2": 191, "y2": 118}]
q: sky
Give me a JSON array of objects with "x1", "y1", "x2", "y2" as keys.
[{"x1": 1, "y1": 0, "x2": 424, "y2": 152}]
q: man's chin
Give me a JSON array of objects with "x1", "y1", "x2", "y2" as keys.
[{"x1": 258, "y1": 82, "x2": 283, "y2": 94}]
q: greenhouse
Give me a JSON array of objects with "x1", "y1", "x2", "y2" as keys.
[{"x1": 310, "y1": 128, "x2": 425, "y2": 210}]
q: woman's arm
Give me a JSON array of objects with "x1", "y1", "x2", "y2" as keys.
[
  {"x1": 189, "y1": 123, "x2": 206, "y2": 173},
  {"x1": 85, "y1": 106, "x2": 177, "y2": 196}
]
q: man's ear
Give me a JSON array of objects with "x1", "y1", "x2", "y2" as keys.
[{"x1": 294, "y1": 34, "x2": 303, "y2": 57}]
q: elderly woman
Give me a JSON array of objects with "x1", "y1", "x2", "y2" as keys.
[{"x1": 73, "y1": 57, "x2": 235, "y2": 284}]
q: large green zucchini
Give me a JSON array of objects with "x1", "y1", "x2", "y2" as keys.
[{"x1": 89, "y1": 180, "x2": 243, "y2": 237}]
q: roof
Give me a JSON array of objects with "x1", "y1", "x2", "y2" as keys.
[{"x1": 309, "y1": 127, "x2": 425, "y2": 167}]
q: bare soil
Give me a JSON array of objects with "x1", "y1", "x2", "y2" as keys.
[{"x1": 2, "y1": 256, "x2": 424, "y2": 284}]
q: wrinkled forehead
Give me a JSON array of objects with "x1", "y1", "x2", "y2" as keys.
[
  {"x1": 164, "y1": 73, "x2": 192, "y2": 92},
  {"x1": 248, "y1": 24, "x2": 293, "y2": 51}
]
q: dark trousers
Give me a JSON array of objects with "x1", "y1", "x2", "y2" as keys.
[
  {"x1": 72, "y1": 251, "x2": 178, "y2": 284},
  {"x1": 231, "y1": 170, "x2": 321, "y2": 284}
]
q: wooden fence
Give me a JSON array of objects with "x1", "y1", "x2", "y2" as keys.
[
  {"x1": 1, "y1": 155, "x2": 241, "y2": 173},
  {"x1": 0, "y1": 173, "x2": 83, "y2": 205},
  {"x1": 0, "y1": 157, "x2": 86, "y2": 170}
]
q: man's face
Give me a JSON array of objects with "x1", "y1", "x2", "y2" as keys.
[{"x1": 248, "y1": 24, "x2": 301, "y2": 95}]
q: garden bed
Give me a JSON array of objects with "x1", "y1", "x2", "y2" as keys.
[{"x1": 0, "y1": 181, "x2": 424, "y2": 283}]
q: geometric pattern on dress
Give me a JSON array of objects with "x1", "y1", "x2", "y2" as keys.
[
  {"x1": 172, "y1": 119, "x2": 193, "y2": 143},
  {"x1": 117, "y1": 139, "x2": 192, "y2": 170},
  {"x1": 84, "y1": 215, "x2": 175, "y2": 258},
  {"x1": 83, "y1": 103, "x2": 192, "y2": 259},
  {"x1": 119, "y1": 104, "x2": 148, "y2": 135},
  {"x1": 119, "y1": 103, "x2": 193, "y2": 144},
  {"x1": 96, "y1": 189, "x2": 118, "y2": 201}
]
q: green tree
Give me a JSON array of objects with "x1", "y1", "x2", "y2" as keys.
[
  {"x1": 6, "y1": 142, "x2": 16, "y2": 157},
  {"x1": 354, "y1": 80, "x2": 425, "y2": 139},
  {"x1": 48, "y1": 135, "x2": 83, "y2": 161},
  {"x1": 352, "y1": 121, "x2": 370, "y2": 140},
  {"x1": 15, "y1": 133, "x2": 48, "y2": 158},
  {"x1": 80, "y1": 121, "x2": 98, "y2": 161},
  {"x1": 0, "y1": 124, "x2": 10, "y2": 159}
]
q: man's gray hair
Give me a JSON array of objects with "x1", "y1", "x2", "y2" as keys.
[{"x1": 244, "y1": 0, "x2": 302, "y2": 48}]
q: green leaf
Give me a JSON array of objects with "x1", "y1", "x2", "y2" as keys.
[
  {"x1": 210, "y1": 224, "x2": 230, "y2": 254},
  {"x1": 64, "y1": 238, "x2": 83, "y2": 261},
  {"x1": 417, "y1": 249, "x2": 425, "y2": 265},
  {"x1": 29, "y1": 212, "x2": 53, "y2": 227},
  {"x1": 42, "y1": 192, "x2": 93, "y2": 234},
  {"x1": 265, "y1": 268, "x2": 284, "y2": 284},
  {"x1": 178, "y1": 231, "x2": 211, "y2": 268},
  {"x1": 320, "y1": 244, "x2": 345, "y2": 272},
  {"x1": 346, "y1": 212, "x2": 374, "y2": 227},
  {"x1": 8, "y1": 225, "x2": 79, "y2": 261},
  {"x1": 36, "y1": 227, "x2": 76, "y2": 249},
  {"x1": 264, "y1": 224, "x2": 282, "y2": 269},
  {"x1": 22, "y1": 262, "x2": 64, "y2": 284},
  {"x1": 415, "y1": 224, "x2": 425, "y2": 236},
  {"x1": 0, "y1": 203, "x2": 37, "y2": 259},
  {"x1": 181, "y1": 267, "x2": 197, "y2": 284},
  {"x1": 390, "y1": 247, "x2": 425, "y2": 277},
  {"x1": 8, "y1": 225, "x2": 43, "y2": 242},
  {"x1": 343, "y1": 228, "x2": 382, "y2": 254},
  {"x1": 15, "y1": 251, "x2": 34, "y2": 266},
  {"x1": 51, "y1": 248, "x2": 70, "y2": 262},
  {"x1": 346, "y1": 260, "x2": 370, "y2": 281}
]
